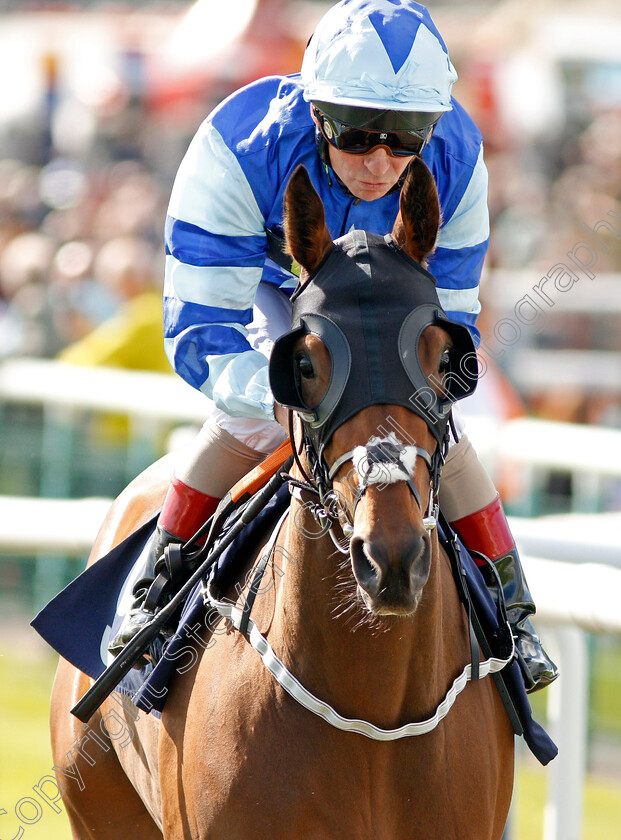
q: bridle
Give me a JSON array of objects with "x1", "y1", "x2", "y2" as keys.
[
  {"x1": 201, "y1": 406, "x2": 516, "y2": 741},
  {"x1": 201, "y1": 307, "x2": 516, "y2": 741},
  {"x1": 285, "y1": 408, "x2": 450, "y2": 555}
]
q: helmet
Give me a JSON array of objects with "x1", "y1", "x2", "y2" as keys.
[{"x1": 301, "y1": 0, "x2": 457, "y2": 114}]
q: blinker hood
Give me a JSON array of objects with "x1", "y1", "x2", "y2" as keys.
[{"x1": 269, "y1": 231, "x2": 477, "y2": 455}]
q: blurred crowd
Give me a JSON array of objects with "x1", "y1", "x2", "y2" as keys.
[
  {"x1": 0, "y1": 156, "x2": 170, "y2": 368},
  {"x1": 0, "y1": 0, "x2": 312, "y2": 373}
]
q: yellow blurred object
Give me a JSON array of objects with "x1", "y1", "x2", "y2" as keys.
[
  {"x1": 58, "y1": 290, "x2": 171, "y2": 374},
  {"x1": 58, "y1": 290, "x2": 172, "y2": 447}
]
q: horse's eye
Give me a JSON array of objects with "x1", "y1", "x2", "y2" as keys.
[
  {"x1": 439, "y1": 348, "x2": 451, "y2": 373},
  {"x1": 296, "y1": 354, "x2": 315, "y2": 380}
]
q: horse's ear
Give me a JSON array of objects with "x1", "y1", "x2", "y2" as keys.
[
  {"x1": 283, "y1": 165, "x2": 332, "y2": 274},
  {"x1": 391, "y1": 157, "x2": 441, "y2": 266}
]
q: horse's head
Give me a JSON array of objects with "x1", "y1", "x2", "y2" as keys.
[{"x1": 269, "y1": 160, "x2": 477, "y2": 617}]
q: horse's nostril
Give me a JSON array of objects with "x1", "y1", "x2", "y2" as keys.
[
  {"x1": 405, "y1": 532, "x2": 426, "y2": 567},
  {"x1": 350, "y1": 531, "x2": 431, "y2": 609},
  {"x1": 350, "y1": 536, "x2": 381, "y2": 597},
  {"x1": 406, "y1": 533, "x2": 431, "y2": 588}
]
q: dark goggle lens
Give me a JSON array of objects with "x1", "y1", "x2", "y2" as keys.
[
  {"x1": 316, "y1": 109, "x2": 432, "y2": 157},
  {"x1": 336, "y1": 126, "x2": 427, "y2": 156}
]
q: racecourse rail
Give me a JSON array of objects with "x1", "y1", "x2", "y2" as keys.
[{"x1": 2, "y1": 358, "x2": 621, "y2": 840}]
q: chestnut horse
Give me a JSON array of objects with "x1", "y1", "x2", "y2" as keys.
[{"x1": 50, "y1": 160, "x2": 514, "y2": 839}]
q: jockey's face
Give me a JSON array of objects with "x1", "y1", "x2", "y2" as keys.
[
  {"x1": 326, "y1": 138, "x2": 411, "y2": 202},
  {"x1": 310, "y1": 103, "x2": 432, "y2": 201}
]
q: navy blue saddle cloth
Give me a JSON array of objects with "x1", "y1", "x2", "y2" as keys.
[{"x1": 31, "y1": 487, "x2": 556, "y2": 765}]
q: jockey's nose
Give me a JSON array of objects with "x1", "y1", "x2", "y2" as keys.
[{"x1": 363, "y1": 146, "x2": 392, "y2": 176}]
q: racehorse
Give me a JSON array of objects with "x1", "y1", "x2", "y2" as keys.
[{"x1": 50, "y1": 158, "x2": 515, "y2": 839}]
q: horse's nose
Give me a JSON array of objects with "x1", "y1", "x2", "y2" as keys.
[{"x1": 350, "y1": 531, "x2": 431, "y2": 610}]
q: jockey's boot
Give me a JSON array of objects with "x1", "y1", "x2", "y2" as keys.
[
  {"x1": 108, "y1": 476, "x2": 220, "y2": 659},
  {"x1": 451, "y1": 495, "x2": 559, "y2": 693}
]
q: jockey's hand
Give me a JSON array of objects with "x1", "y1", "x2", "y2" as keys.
[{"x1": 274, "y1": 401, "x2": 289, "y2": 429}]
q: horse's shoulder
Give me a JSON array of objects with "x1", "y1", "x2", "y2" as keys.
[{"x1": 88, "y1": 453, "x2": 175, "y2": 564}]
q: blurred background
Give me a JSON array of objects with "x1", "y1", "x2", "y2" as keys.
[{"x1": 0, "y1": 1, "x2": 619, "y2": 838}]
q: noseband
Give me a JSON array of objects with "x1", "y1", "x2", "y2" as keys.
[
  {"x1": 286, "y1": 413, "x2": 450, "y2": 555},
  {"x1": 327, "y1": 432, "x2": 444, "y2": 531}
]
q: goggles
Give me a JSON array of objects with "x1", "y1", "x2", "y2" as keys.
[{"x1": 312, "y1": 105, "x2": 436, "y2": 157}]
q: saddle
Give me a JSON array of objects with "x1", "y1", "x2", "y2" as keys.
[{"x1": 144, "y1": 439, "x2": 295, "y2": 627}]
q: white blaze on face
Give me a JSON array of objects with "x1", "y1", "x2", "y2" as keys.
[{"x1": 352, "y1": 432, "x2": 418, "y2": 487}]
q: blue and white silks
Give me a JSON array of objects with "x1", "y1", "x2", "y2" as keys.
[{"x1": 163, "y1": 76, "x2": 489, "y2": 423}]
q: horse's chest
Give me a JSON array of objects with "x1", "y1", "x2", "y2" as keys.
[
  {"x1": 162, "y1": 612, "x2": 512, "y2": 839},
  {"x1": 180, "y1": 691, "x2": 507, "y2": 840}
]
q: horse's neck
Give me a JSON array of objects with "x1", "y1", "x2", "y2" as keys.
[{"x1": 258, "y1": 496, "x2": 470, "y2": 727}]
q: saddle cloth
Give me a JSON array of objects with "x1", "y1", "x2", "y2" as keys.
[{"x1": 31, "y1": 487, "x2": 557, "y2": 765}]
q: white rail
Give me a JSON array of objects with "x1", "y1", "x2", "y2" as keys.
[
  {"x1": 527, "y1": 559, "x2": 621, "y2": 840},
  {"x1": 2, "y1": 357, "x2": 621, "y2": 488},
  {"x1": 0, "y1": 358, "x2": 209, "y2": 494},
  {"x1": 466, "y1": 414, "x2": 621, "y2": 481},
  {"x1": 541, "y1": 625, "x2": 589, "y2": 840},
  {"x1": 2, "y1": 358, "x2": 621, "y2": 472},
  {"x1": 0, "y1": 358, "x2": 208, "y2": 423},
  {"x1": 0, "y1": 496, "x2": 111, "y2": 555},
  {"x1": 509, "y1": 512, "x2": 621, "y2": 569}
]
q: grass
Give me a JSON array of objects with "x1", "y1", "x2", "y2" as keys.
[
  {"x1": 1, "y1": 627, "x2": 620, "y2": 839},
  {"x1": 516, "y1": 762, "x2": 621, "y2": 839},
  {"x1": 0, "y1": 643, "x2": 70, "y2": 840},
  {"x1": 591, "y1": 639, "x2": 621, "y2": 736}
]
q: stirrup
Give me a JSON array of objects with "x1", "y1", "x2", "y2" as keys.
[
  {"x1": 513, "y1": 617, "x2": 558, "y2": 693},
  {"x1": 451, "y1": 497, "x2": 559, "y2": 693},
  {"x1": 107, "y1": 527, "x2": 178, "y2": 664}
]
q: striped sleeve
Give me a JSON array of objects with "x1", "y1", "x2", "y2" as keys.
[
  {"x1": 163, "y1": 120, "x2": 275, "y2": 420},
  {"x1": 429, "y1": 143, "x2": 489, "y2": 341}
]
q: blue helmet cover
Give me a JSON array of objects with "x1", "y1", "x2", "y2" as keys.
[{"x1": 301, "y1": 0, "x2": 458, "y2": 112}]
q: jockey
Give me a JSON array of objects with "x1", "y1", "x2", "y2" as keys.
[{"x1": 110, "y1": 0, "x2": 557, "y2": 692}]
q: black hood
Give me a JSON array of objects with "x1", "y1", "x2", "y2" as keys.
[{"x1": 269, "y1": 230, "x2": 477, "y2": 455}]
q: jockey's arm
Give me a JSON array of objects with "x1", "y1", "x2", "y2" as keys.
[
  {"x1": 163, "y1": 117, "x2": 277, "y2": 423},
  {"x1": 425, "y1": 142, "x2": 489, "y2": 345}
]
